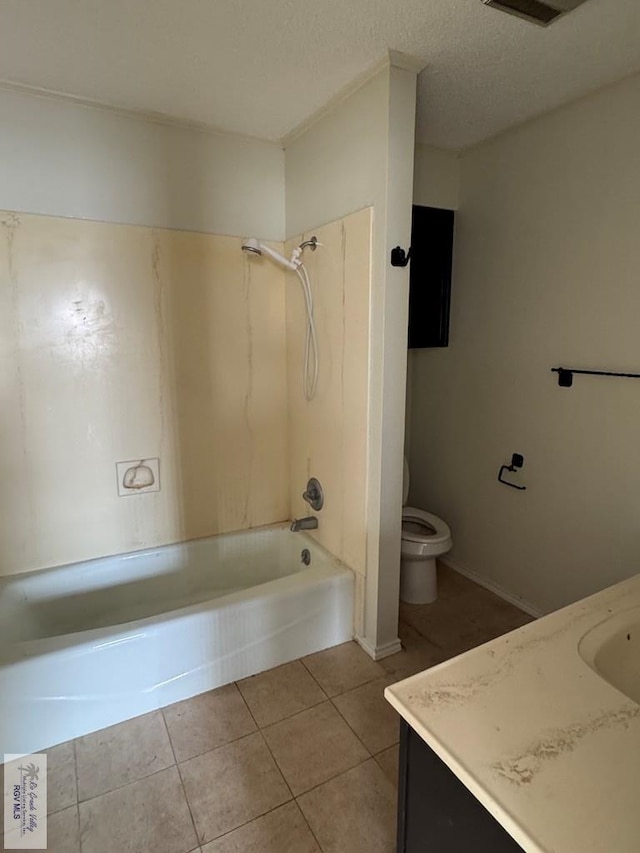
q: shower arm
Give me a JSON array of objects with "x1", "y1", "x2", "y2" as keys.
[{"x1": 291, "y1": 237, "x2": 322, "y2": 270}]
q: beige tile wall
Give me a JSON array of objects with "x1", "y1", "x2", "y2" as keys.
[
  {"x1": 0, "y1": 211, "x2": 289, "y2": 575},
  {"x1": 0, "y1": 207, "x2": 372, "y2": 586},
  {"x1": 285, "y1": 208, "x2": 372, "y2": 584}
]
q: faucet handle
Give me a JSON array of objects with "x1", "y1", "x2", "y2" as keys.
[{"x1": 302, "y1": 477, "x2": 324, "y2": 511}]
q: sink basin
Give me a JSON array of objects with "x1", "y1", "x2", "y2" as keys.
[{"x1": 578, "y1": 605, "x2": 640, "y2": 705}]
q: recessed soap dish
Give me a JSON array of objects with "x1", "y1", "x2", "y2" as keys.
[{"x1": 116, "y1": 458, "x2": 160, "y2": 496}]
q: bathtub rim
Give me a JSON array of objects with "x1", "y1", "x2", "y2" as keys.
[
  {"x1": 0, "y1": 533, "x2": 354, "y2": 661},
  {"x1": 0, "y1": 520, "x2": 321, "y2": 587}
]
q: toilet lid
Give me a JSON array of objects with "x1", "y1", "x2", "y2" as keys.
[{"x1": 402, "y1": 514, "x2": 437, "y2": 537}]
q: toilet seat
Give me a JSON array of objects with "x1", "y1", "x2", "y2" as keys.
[{"x1": 401, "y1": 507, "x2": 451, "y2": 546}]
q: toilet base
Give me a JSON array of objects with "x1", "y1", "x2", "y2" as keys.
[{"x1": 400, "y1": 556, "x2": 438, "y2": 605}]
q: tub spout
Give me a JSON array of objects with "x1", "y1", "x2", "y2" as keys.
[{"x1": 290, "y1": 516, "x2": 318, "y2": 532}]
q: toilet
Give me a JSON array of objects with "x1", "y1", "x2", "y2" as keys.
[{"x1": 400, "y1": 457, "x2": 452, "y2": 604}]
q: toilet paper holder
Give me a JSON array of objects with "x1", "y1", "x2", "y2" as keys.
[{"x1": 498, "y1": 453, "x2": 526, "y2": 490}]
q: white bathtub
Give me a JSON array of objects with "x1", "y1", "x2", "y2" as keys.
[{"x1": 0, "y1": 525, "x2": 354, "y2": 755}]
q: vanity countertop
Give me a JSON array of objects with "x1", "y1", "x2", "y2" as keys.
[{"x1": 385, "y1": 573, "x2": 640, "y2": 853}]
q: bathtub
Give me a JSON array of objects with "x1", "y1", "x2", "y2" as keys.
[{"x1": 0, "y1": 524, "x2": 354, "y2": 756}]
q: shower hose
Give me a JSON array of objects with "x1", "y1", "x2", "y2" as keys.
[{"x1": 295, "y1": 264, "x2": 319, "y2": 401}]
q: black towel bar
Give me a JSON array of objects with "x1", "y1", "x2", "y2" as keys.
[{"x1": 551, "y1": 367, "x2": 640, "y2": 387}]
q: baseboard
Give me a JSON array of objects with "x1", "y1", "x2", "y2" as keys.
[
  {"x1": 355, "y1": 635, "x2": 403, "y2": 661},
  {"x1": 439, "y1": 556, "x2": 544, "y2": 619}
]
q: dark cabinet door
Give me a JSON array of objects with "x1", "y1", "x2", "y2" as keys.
[
  {"x1": 398, "y1": 721, "x2": 523, "y2": 852},
  {"x1": 408, "y1": 205, "x2": 455, "y2": 349}
]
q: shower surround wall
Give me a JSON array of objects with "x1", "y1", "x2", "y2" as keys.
[
  {"x1": 0, "y1": 212, "x2": 289, "y2": 576},
  {"x1": 286, "y1": 209, "x2": 373, "y2": 632},
  {"x1": 0, "y1": 206, "x2": 373, "y2": 580}
]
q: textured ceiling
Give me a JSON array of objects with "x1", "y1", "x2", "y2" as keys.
[{"x1": 0, "y1": 0, "x2": 639, "y2": 149}]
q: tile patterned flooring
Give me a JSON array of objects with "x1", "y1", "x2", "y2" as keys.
[{"x1": 3, "y1": 564, "x2": 533, "y2": 853}]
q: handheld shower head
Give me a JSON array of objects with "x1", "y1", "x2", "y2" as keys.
[
  {"x1": 240, "y1": 236, "x2": 319, "y2": 400},
  {"x1": 241, "y1": 238, "x2": 297, "y2": 271},
  {"x1": 241, "y1": 237, "x2": 262, "y2": 256}
]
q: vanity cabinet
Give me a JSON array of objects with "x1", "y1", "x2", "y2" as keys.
[{"x1": 397, "y1": 721, "x2": 523, "y2": 852}]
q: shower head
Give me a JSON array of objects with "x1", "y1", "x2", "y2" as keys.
[
  {"x1": 241, "y1": 237, "x2": 262, "y2": 256},
  {"x1": 241, "y1": 238, "x2": 297, "y2": 271}
]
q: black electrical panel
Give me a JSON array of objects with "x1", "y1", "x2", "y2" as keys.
[{"x1": 408, "y1": 205, "x2": 455, "y2": 348}]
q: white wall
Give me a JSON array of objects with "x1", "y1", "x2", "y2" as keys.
[
  {"x1": 409, "y1": 72, "x2": 640, "y2": 614},
  {"x1": 413, "y1": 144, "x2": 460, "y2": 211},
  {"x1": 0, "y1": 87, "x2": 285, "y2": 240},
  {"x1": 284, "y1": 71, "x2": 388, "y2": 238},
  {"x1": 369, "y1": 64, "x2": 418, "y2": 654},
  {"x1": 285, "y1": 57, "x2": 418, "y2": 655}
]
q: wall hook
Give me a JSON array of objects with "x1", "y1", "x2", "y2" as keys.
[
  {"x1": 391, "y1": 246, "x2": 411, "y2": 267},
  {"x1": 498, "y1": 453, "x2": 526, "y2": 490}
]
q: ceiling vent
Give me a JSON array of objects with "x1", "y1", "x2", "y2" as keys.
[{"x1": 482, "y1": 0, "x2": 590, "y2": 26}]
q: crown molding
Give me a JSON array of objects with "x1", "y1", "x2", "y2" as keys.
[
  {"x1": 0, "y1": 78, "x2": 279, "y2": 147},
  {"x1": 0, "y1": 47, "x2": 425, "y2": 152}
]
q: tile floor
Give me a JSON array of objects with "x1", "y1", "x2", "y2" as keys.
[{"x1": 2, "y1": 564, "x2": 533, "y2": 853}]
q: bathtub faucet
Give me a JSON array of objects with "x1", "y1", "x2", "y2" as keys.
[{"x1": 290, "y1": 516, "x2": 318, "y2": 532}]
